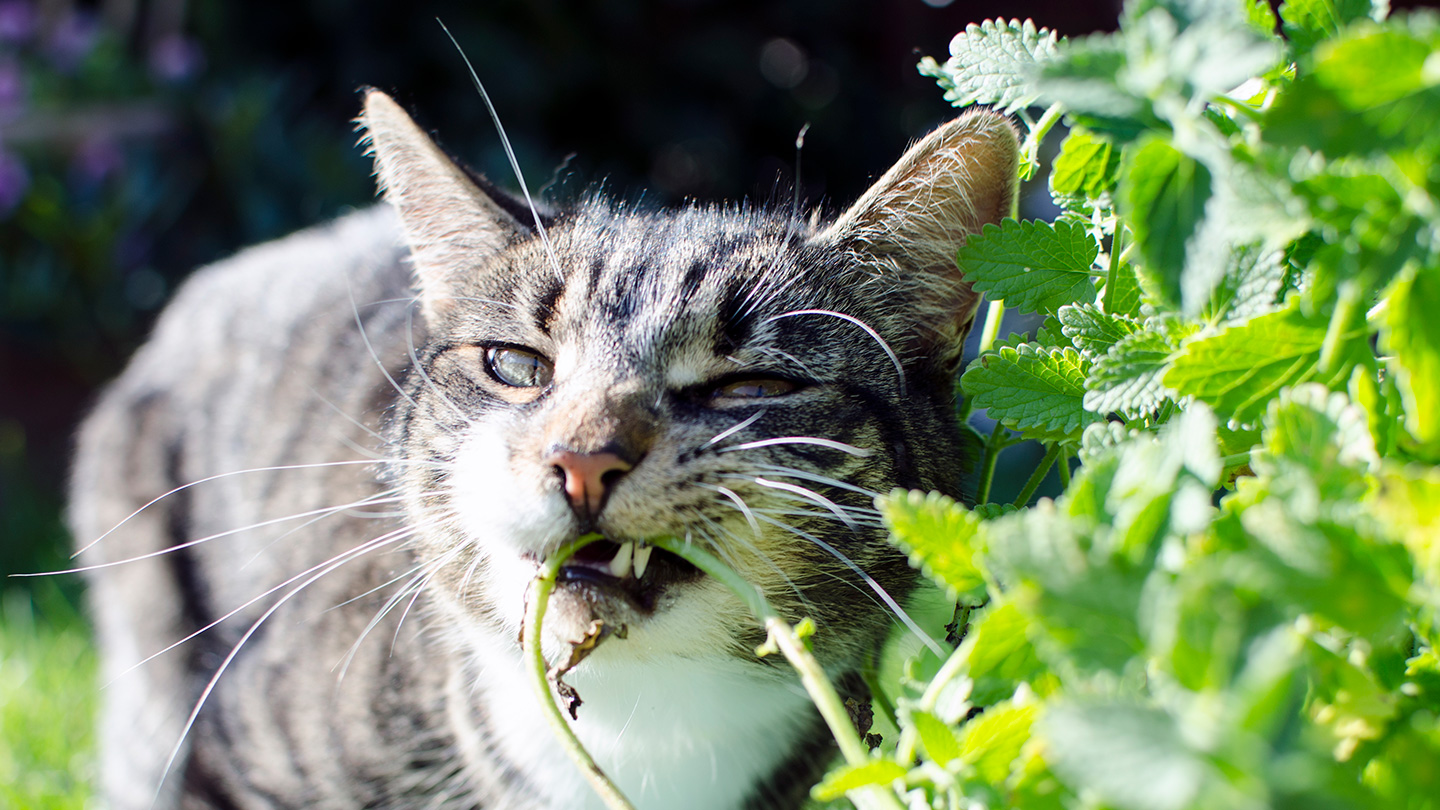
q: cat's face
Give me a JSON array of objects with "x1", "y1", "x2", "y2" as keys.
[{"x1": 360, "y1": 90, "x2": 1017, "y2": 673}]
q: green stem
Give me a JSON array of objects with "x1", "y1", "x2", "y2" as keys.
[
  {"x1": 1012, "y1": 444, "x2": 1061, "y2": 507},
  {"x1": 1019, "y1": 103, "x2": 1065, "y2": 178},
  {"x1": 1104, "y1": 226, "x2": 1126, "y2": 315},
  {"x1": 523, "y1": 534, "x2": 636, "y2": 810},
  {"x1": 1319, "y1": 280, "x2": 1362, "y2": 375},
  {"x1": 1057, "y1": 449, "x2": 1072, "y2": 488},
  {"x1": 978, "y1": 299, "x2": 1006, "y2": 354},
  {"x1": 647, "y1": 537, "x2": 907, "y2": 810},
  {"x1": 974, "y1": 420, "x2": 1008, "y2": 506}
]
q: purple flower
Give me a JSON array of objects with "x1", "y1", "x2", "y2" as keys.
[
  {"x1": 0, "y1": 148, "x2": 30, "y2": 217},
  {"x1": 0, "y1": 1, "x2": 37, "y2": 44},
  {"x1": 149, "y1": 35, "x2": 205, "y2": 83},
  {"x1": 0, "y1": 58, "x2": 25, "y2": 114},
  {"x1": 45, "y1": 11, "x2": 99, "y2": 72}
]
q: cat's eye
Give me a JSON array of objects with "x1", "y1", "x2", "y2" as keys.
[
  {"x1": 711, "y1": 378, "x2": 796, "y2": 400},
  {"x1": 485, "y1": 346, "x2": 554, "y2": 388}
]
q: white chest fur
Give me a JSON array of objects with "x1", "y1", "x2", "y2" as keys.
[{"x1": 462, "y1": 632, "x2": 816, "y2": 810}]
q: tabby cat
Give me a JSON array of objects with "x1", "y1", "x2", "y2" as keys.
[{"x1": 69, "y1": 89, "x2": 1017, "y2": 809}]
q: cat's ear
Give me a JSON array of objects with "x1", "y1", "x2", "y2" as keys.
[
  {"x1": 357, "y1": 89, "x2": 527, "y2": 320},
  {"x1": 819, "y1": 110, "x2": 1019, "y2": 370}
]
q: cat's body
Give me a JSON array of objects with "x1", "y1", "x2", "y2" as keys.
[{"x1": 70, "y1": 91, "x2": 1017, "y2": 809}]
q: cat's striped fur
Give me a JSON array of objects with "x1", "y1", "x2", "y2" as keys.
[{"x1": 70, "y1": 90, "x2": 1017, "y2": 809}]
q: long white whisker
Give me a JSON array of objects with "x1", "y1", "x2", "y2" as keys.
[
  {"x1": 39, "y1": 493, "x2": 405, "y2": 577},
  {"x1": 765, "y1": 308, "x2": 905, "y2": 397},
  {"x1": 702, "y1": 410, "x2": 766, "y2": 449},
  {"x1": 439, "y1": 20, "x2": 563, "y2": 284},
  {"x1": 743, "y1": 463, "x2": 883, "y2": 499},
  {"x1": 719, "y1": 436, "x2": 872, "y2": 458},
  {"x1": 67, "y1": 460, "x2": 398, "y2": 558},
  {"x1": 734, "y1": 476, "x2": 863, "y2": 530},
  {"x1": 110, "y1": 522, "x2": 421, "y2": 687},
  {"x1": 753, "y1": 513, "x2": 944, "y2": 656},
  {"x1": 155, "y1": 527, "x2": 411, "y2": 801}
]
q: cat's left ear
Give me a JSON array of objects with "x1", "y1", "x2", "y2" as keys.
[
  {"x1": 357, "y1": 89, "x2": 529, "y2": 321},
  {"x1": 819, "y1": 111, "x2": 1019, "y2": 370}
]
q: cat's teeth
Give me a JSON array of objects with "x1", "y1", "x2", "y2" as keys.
[
  {"x1": 609, "y1": 541, "x2": 633, "y2": 579},
  {"x1": 632, "y1": 544, "x2": 653, "y2": 581}
]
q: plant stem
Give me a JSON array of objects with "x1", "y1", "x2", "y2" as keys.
[
  {"x1": 1319, "y1": 280, "x2": 1362, "y2": 375},
  {"x1": 1057, "y1": 448, "x2": 1072, "y2": 488},
  {"x1": 978, "y1": 299, "x2": 1006, "y2": 354},
  {"x1": 523, "y1": 535, "x2": 636, "y2": 810},
  {"x1": 1019, "y1": 103, "x2": 1065, "y2": 178},
  {"x1": 1104, "y1": 226, "x2": 1126, "y2": 315},
  {"x1": 647, "y1": 537, "x2": 907, "y2": 810},
  {"x1": 974, "y1": 420, "x2": 1008, "y2": 506},
  {"x1": 1012, "y1": 444, "x2": 1061, "y2": 507}
]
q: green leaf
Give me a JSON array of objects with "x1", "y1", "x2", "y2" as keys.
[
  {"x1": 1376, "y1": 465, "x2": 1440, "y2": 588},
  {"x1": 1279, "y1": 0, "x2": 1387, "y2": 58},
  {"x1": 1050, "y1": 130, "x2": 1121, "y2": 199},
  {"x1": 918, "y1": 19, "x2": 1060, "y2": 114},
  {"x1": 1083, "y1": 328, "x2": 1182, "y2": 418},
  {"x1": 1120, "y1": 137, "x2": 1213, "y2": 309},
  {"x1": 958, "y1": 699, "x2": 1039, "y2": 784},
  {"x1": 1036, "y1": 34, "x2": 1152, "y2": 141},
  {"x1": 810, "y1": 758, "x2": 907, "y2": 801},
  {"x1": 1164, "y1": 306, "x2": 1369, "y2": 425},
  {"x1": 1101, "y1": 261, "x2": 1146, "y2": 318},
  {"x1": 961, "y1": 341, "x2": 1102, "y2": 442},
  {"x1": 1201, "y1": 242, "x2": 1288, "y2": 324},
  {"x1": 957, "y1": 219, "x2": 1100, "y2": 315},
  {"x1": 1058, "y1": 302, "x2": 1142, "y2": 357},
  {"x1": 1382, "y1": 263, "x2": 1440, "y2": 446},
  {"x1": 908, "y1": 709, "x2": 962, "y2": 766},
  {"x1": 960, "y1": 600, "x2": 1049, "y2": 705},
  {"x1": 878, "y1": 490, "x2": 987, "y2": 601},
  {"x1": 1042, "y1": 701, "x2": 1210, "y2": 810}
]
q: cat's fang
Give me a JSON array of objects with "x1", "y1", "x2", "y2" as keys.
[
  {"x1": 632, "y1": 544, "x2": 653, "y2": 580},
  {"x1": 608, "y1": 541, "x2": 633, "y2": 579}
]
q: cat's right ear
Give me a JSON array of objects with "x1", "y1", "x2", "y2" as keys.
[{"x1": 357, "y1": 89, "x2": 526, "y2": 321}]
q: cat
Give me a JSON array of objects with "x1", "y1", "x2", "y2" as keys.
[{"x1": 68, "y1": 88, "x2": 1017, "y2": 810}]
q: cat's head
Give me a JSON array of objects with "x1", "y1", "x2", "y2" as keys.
[{"x1": 358, "y1": 89, "x2": 1016, "y2": 674}]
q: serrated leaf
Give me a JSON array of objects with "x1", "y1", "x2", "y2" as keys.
[
  {"x1": 908, "y1": 709, "x2": 962, "y2": 766},
  {"x1": 1101, "y1": 261, "x2": 1146, "y2": 318},
  {"x1": 960, "y1": 600, "x2": 1048, "y2": 705},
  {"x1": 1059, "y1": 302, "x2": 1142, "y2": 357},
  {"x1": 1120, "y1": 137, "x2": 1213, "y2": 309},
  {"x1": 1202, "y1": 242, "x2": 1288, "y2": 324},
  {"x1": 1050, "y1": 130, "x2": 1121, "y2": 199},
  {"x1": 810, "y1": 758, "x2": 907, "y2": 801},
  {"x1": 962, "y1": 342, "x2": 1101, "y2": 442},
  {"x1": 920, "y1": 19, "x2": 1060, "y2": 114},
  {"x1": 958, "y1": 218, "x2": 1100, "y2": 315},
  {"x1": 1163, "y1": 306, "x2": 1369, "y2": 425},
  {"x1": 1381, "y1": 263, "x2": 1440, "y2": 446},
  {"x1": 958, "y1": 699, "x2": 1039, "y2": 784},
  {"x1": 1083, "y1": 328, "x2": 1181, "y2": 417},
  {"x1": 878, "y1": 490, "x2": 987, "y2": 601}
]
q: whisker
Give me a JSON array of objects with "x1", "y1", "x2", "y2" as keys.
[
  {"x1": 697, "y1": 483, "x2": 762, "y2": 540},
  {"x1": 719, "y1": 436, "x2": 872, "y2": 458},
  {"x1": 742, "y1": 463, "x2": 883, "y2": 500},
  {"x1": 68, "y1": 460, "x2": 403, "y2": 558},
  {"x1": 753, "y1": 513, "x2": 943, "y2": 656},
  {"x1": 110, "y1": 521, "x2": 422, "y2": 687},
  {"x1": 155, "y1": 525, "x2": 415, "y2": 801},
  {"x1": 404, "y1": 299, "x2": 479, "y2": 427},
  {"x1": 701, "y1": 410, "x2": 766, "y2": 449},
  {"x1": 34, "y1": 492, "x2": 406, "y2": 577},
  {"x1": 440, "y1": 20, "x2": 563, "y2": 284},
  {"x1": 764, "y1": 308, "x2": 905, "y2": 398},
  {"x1": 726, "y1": 476, "x2": 864, "y2": 530}
]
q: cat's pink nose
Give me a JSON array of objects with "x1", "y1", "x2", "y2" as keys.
[{"x1": 548, "y1": 449, "x2": 633, "y2": 517}]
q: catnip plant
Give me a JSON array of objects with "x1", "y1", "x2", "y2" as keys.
[
  {"x1": 529, "y1": 2, "x2": 1440, "y2": 808},
  {"x1": 823, "y1": 1, "x2": 1440, "y2": 808}
]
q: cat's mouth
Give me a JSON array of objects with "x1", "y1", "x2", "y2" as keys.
[{"x1": 552, "y1": 539, "x2": 701, "y2": 613}]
